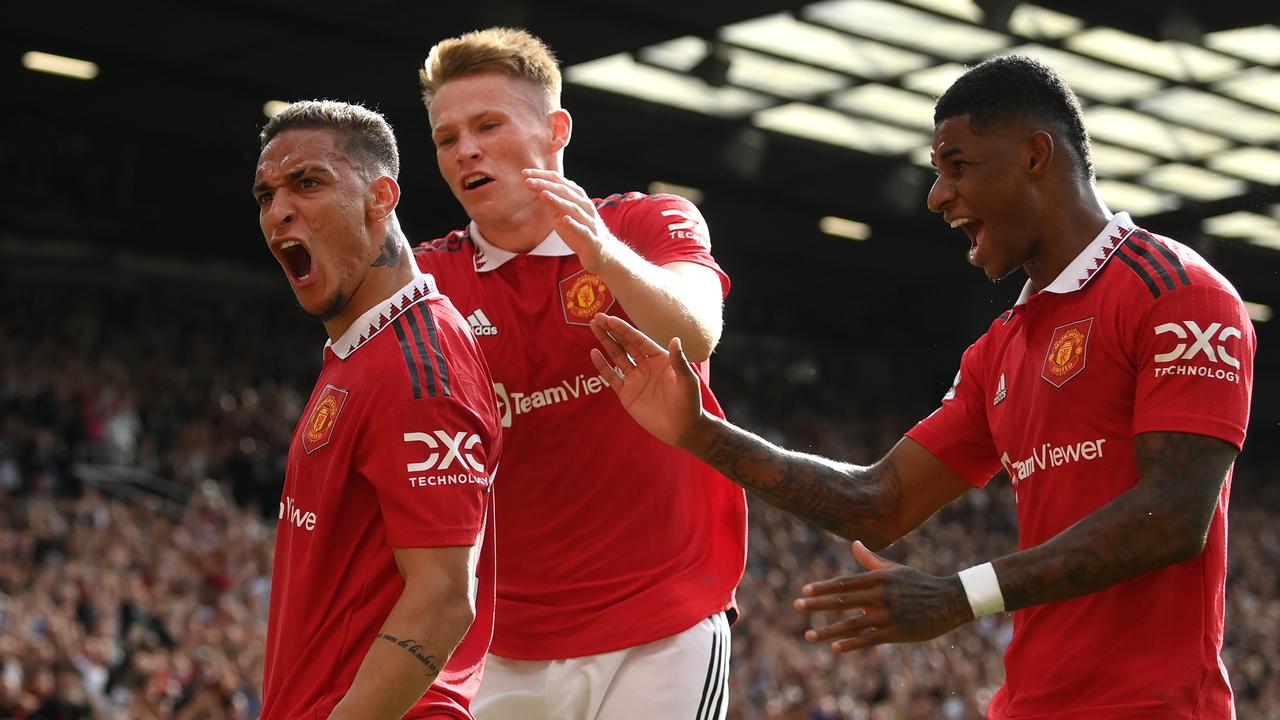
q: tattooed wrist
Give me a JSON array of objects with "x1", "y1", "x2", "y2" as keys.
[{"x1": 376, "y1": 633, "x2": 440, "y2": 677}]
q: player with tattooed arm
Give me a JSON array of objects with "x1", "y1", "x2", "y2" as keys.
[
  {"x1": 592, "y1": 56, "x2": 1254, "y2": 719},
  {"x1": 254, "y1": 101, "x2": 501, "y2": 720}
]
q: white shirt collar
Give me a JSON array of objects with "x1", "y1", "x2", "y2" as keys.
[
  {"x1": 1014, "y1": 212, "x2": 1135, "y2": 307},
  {"x1": 469, "y1": 220, "x2": 574, "y2": 273},
  {"x1": 326, "y1": 273, "x2": 440, "y2": 359}
]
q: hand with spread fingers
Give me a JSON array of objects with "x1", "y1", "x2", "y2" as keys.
[
  {"x1": 589, "y1": 314, "x2": 702, "y2": 447},
  {"x1": 793, "y1": 541, "x2": 973, "y2": 652},
  {"x1": 524, "y1": 168, "x2": 616, "y2": 273}
]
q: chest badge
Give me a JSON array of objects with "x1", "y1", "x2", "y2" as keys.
[
  {"x1": 993, "y1": 373, "x2": 1007, "y2": 406},
  {"x1": 1041, "y1": 318, "x2": 1093, "y2": 388},
  {"x1": 559, "y1": 269, "x2": 615, "y2": 326},
  {"x1": 303, "y1": 384, "x2": 349, "y2": 454}
]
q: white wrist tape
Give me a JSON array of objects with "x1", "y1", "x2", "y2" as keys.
[{"x1": 957, "y1": 562, "x2": 1005, "y2": 618}]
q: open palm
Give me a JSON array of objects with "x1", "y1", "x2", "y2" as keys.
[{"x1": 589, "y1": 314, "x2": 702, "y2": 447}]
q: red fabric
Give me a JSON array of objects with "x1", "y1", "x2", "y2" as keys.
[
  {"x1": 262, "y1": 286, "x2": 501, "y2": 719},
  {"x1": 908, "y1": 220, "x2": 1253, "y2": 719},
  {"x1": 415, "y1": 192, "x2": 747, "y2": 659}
]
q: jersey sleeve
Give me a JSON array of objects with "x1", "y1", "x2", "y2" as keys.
[
  {"x1": 1132, "y1": 283, "x2": 1255, "y2": 449},
  {"x1": 358, "y1": 394, "x2": 495, "y2": 548},
  {"x1": 905, "y1": 339, "x2": 1002, "y2": 488},
  {"x1": 611, "y1": 194, "x2": 730, "y2": 299}
]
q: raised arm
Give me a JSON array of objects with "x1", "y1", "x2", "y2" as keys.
[
  {"x1": 588, "y1": 313, "x2": 969, "y2": 548},
  {"x1": 528, "y1": 170, "x2": 724, "y2": 361},
  {"x1": 328, "y1": 545, "x2": 478, "y2": 720}
]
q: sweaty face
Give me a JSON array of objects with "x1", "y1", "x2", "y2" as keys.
[
  {"x1": 429, "y1": 71, "x2": 558, "y2": 233},
  {"x1": 927, "y1": 115, "x2": 1037, "y2": 280},
  {"x1": 253, "y1": 129, "x2": 374, "y2": 321}
]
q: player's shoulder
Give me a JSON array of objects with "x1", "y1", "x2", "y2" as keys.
[
  {"x1": 593, "y1": 190, "x2": 699, "y2": 219},
  {"x1": 594, "y1": 190, "x2": 711, "y2": 255},
  {"x1": 354, "y1": 294, "x2": 471, "y2": 404},
  {"x1": 592, "y1": 190, "x2": 646, "y2": 211},
  {"x1": 1110, "y1": 227, "x2": 1241, "y2": 304},
  {"x1": 413, "y1": 227, "x2": 472, "y2": 259}
]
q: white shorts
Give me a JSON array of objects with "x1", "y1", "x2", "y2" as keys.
[{"x1": 473, "y1": 612, "x2": 731, "y2": 720}]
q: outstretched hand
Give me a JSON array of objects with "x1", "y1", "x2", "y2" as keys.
[
  {"x1": 793, "y1": 541, "x2": 973, "y2": 652},
  {"x1": 589, "y1": 314, "x2": 702, "y2": 447}
]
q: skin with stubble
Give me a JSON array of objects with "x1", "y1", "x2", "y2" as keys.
[
  {"x1": 927, "y1": 115, "x2": 1109, "y2": 291},
  {"x1": 253, "y1": 128, "x2": 405, "y2": 338},
  {"x1": 254, "y1": 125, "x2": 477, "y2": 720}
]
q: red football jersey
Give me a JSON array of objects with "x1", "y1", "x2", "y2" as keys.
[
  {"x1": 415, "y1": 192, "x2": 748, "y2": 659},
  {"x1": 908, "y1": 213, "x2": 1255, "y2": 718},
  {"x1": 263, "y1": 275, "x2": 503, "y2": 719}
]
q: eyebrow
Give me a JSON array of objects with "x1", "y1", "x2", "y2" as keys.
[
  {"x1": 252, "y1": 165, "x2": 331, "y2": 195},
  {"x1": 936, "y1": 146, "x2": 964, "y2": 162},
  {"x1": 432, "y1": 110, "x2": 501, "y2": 135}
]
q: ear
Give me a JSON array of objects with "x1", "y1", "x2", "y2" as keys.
[
  {"x1": 549, "y1": 108, "x2": 572, "y2": 154},
  {"x1": 368, "y1": 175, "x2": 400, "y2": 222},
  {"x1": 1026, "y1": 130, "x2": 1054, "y2": 179}
]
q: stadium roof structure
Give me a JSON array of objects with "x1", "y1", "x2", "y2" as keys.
[
  {"x1": 5, "y1": 0, "x2": 1278, "y2": 345},
  {"x1": 563, "y1": 1, "x2": 1280, "y2": 251}
]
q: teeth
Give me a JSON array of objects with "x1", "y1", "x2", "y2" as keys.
[
  {"x1": 280, "y1": 239, "x2": 300, "y2": 250},
  {"x1": 464, "y1": 174, "x2": 489, "y2": 188},
  {"x1": 950, "y1": 218, "x2": 976, "y2": 228}
]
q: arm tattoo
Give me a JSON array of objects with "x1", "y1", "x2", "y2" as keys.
[
  {"x1": 999, "y1": 431, "x2": 1235, "y2": 612},
  {"x1": 376, "y1": 633, "x2": 441, "y2": 678},
  {"x1": 700, "y1": 422, "x2": 898, "y2": 541},
  {"x1": 371, "y1": 232, "x2": 403, "y2": 268}
]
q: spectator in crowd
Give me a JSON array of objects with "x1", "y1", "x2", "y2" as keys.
[{"x1": 1, "y1": 275, "x2": 1276, "y2": 718}]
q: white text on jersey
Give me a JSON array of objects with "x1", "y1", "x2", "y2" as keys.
[
  {"x1": 1152, "y1": 320, "x2": 1242, "y2": 384},
  {"x1": 492, "y1": 374, "x2": 609, "y2": 428},
  {"x1": 403, "y1": 430, "x2": 489, "y2": 489},
  {"x1": 1001, "y1": 438, "x2": 1106, "y2": 483},
  {"x1": 466, "y1": 309, "x2": 499, "y2": 337},
  {"x1": 279, "y1": 495, "x2": 317, "y2": 531}
]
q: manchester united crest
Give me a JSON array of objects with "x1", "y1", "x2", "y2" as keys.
[
  {"x1": 1041, "y1": 318, "x2": 1093, "y2": 388},
  {"x1": 303, "y1": 384, "x2": 349, "y2": 454},
  {"x1": 559, "y1": 269, "x2": 615, "y2": 326}
]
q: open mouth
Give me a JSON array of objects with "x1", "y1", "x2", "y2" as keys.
[
  {"x1": 962, "y1": 220, "x2": 983, "y2": 247},
  {"x1": 463, "y1": 174, "x2": 494, "y2": 191},
  {"x1": 950, "y1": 217, "x2": 983, "y2": 249},
  {"x1": 279, "y1": 240, "x2": 313, "y2": 280}
]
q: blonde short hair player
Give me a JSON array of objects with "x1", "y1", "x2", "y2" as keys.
[{"x1": 414, "y1": 27, "x2": 748, "y2": 720}]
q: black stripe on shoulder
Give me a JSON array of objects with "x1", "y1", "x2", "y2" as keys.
[
  {"x1": 1114, "y1": 245, "x2": 1162, "y2": 298},
  {"x1": 392, "y1": 318, "x2": 422, "y2": 400},
  {"x1": 999, "y1": 310, "x2": 1014, "y2": 322},
  {"x1": 1123, "y1": 237, "x2": 1175, "y2": 291},
  {"x1": 403, "y1": 308, "x2": 439, "y2": 398},
  {"x1": 414, "y1": 303, "x2": 452, "y2": 398},
  {"x1": 1130, "y1": 230, "x2": 1190, "y2": 287}
]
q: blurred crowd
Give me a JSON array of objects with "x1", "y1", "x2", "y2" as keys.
[{"x1": 2, "y1": 272, "x2": 1276, "y2": 718}]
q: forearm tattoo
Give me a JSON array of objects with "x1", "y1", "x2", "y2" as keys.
[
  {"x1": 999, "y1": 431, "x2": 1234, "y2": 611},
  {"x1": 700, "y1": 422, "x2": 898, "y2": 540},
  {"x1": 376, "y1": 633, "x2": 441, "y2": 678}
]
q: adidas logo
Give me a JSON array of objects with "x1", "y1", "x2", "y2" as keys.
[
  {"x1": 466, "y1": 309, "x2": 499, "y2": 337},
  {"x1": 993, "y1": 373, "x2": 1007, "y2": 406}
]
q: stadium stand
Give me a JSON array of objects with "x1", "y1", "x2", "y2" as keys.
[{"x1": 1, "y1": 266, "x2": 1276, "y2": 718}]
